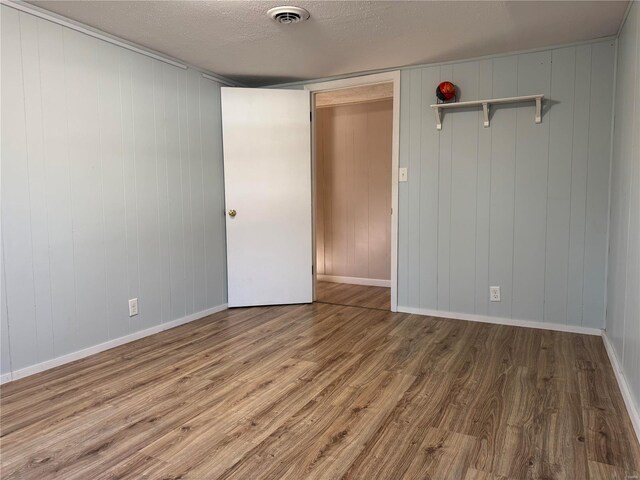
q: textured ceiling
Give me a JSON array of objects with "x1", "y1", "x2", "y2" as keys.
[{"x1": 28, "y1": 1, "x2": 628, "y2": 87}]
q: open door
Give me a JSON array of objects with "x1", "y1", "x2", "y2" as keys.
[{"x1": 221, "y1": 87, "x2": 312, "y2": 307}]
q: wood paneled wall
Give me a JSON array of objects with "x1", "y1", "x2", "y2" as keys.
[
  {"x1": 398, "y1": 39, "x2": 615, "y2": 328},
  {"x1": 607, "y1": 1, "x2": 640, "y2": 424},
  {"x1": 315, "y1": 99, "x2": 392, "y2": 281},
  {"x1": 0, "y1": 6, "x2": 227, "y2": 375}
]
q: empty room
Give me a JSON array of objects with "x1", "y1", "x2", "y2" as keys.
[{"x1": 1, "y1": 1, "x2": 639, "y2": 479}]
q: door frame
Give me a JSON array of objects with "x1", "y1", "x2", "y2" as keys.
[{"x1": 305, "y1": 71, "x2": 401, "y2": 312}]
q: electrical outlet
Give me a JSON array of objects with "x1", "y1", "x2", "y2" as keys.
[
  {"x1": 489, "y1": 286, "x2": 501, "y2": 302},
  {"x1": 128, "y1": 298, "x2": 139, "y2": 317}
]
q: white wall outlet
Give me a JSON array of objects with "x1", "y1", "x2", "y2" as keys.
[
  {"x1": 399, "y1": 167, "x2": 408, "y2": 182},
  {"x1": 128, "y1": 298, "x2": 139, "y2": 317},
  {"x1": 489, "y1": 286, "x2": 501, "y2": 302}
]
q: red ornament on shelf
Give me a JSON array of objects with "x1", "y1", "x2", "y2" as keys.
[{"x1": 436, "y1": 81, "x2": 456, "y2": 102}]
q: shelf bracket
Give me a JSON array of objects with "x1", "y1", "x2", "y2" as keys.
[
  {"x1": 535, "y1": 96, "x2": 542, "y2": 124},
  {"x1": 482, "y1": 102, "x2": 489, "y2": 128},
  {"x1": 434, "y1": 106, "x2": 442, "y2": 131}
]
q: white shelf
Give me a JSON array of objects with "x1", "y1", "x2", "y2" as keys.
[{"x1": 430, "y1": 94, "x2": 543, "y2": 130}]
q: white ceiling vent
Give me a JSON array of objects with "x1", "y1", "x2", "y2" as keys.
[{"x1": 267, "y1": 6, "x2": 310, "y2": 25}]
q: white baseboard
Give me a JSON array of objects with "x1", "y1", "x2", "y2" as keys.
[
  {"x1": 602, "y1": 331, "x2": 640, "y2": 444},
  {"x1": 318, "y1": 275, "x2": 391, "y2": 288},
  {"x1": 397, "y1": 306, "x2": 603, "y2": 336},
  {"x1": 1, "y1": 303, "x2": 228, "y2": 385}
]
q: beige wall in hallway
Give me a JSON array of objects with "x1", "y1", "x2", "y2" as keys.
[{"x1": 316, "y1": 98, "x2": 392, "y2": 281}]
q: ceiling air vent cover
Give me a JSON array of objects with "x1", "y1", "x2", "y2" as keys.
[{"x1": 267, "y1": 6, "x2": 310, "y2": 24}]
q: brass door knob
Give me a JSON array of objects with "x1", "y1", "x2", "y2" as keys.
[{"x1": 228, "y1": 209, "x2": 237, "y2": 217}]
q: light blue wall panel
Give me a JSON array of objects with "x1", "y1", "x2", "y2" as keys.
[
  {"x1": 163, "y1": 64, "x2": 188, "y2": 320},
  {"x1": 512, "y1": 51, "x2": 551, "y2": 322},
  {"x1": 187, "y1": 69, "x2": 208, "y2": 314},
  {"x1": 407, "y1": 69, "x2": 423, "y2": 306},
  {"x1": 622, "y1": 5, "x2": 640, "y2": 408},
  {"x1": 488, "y1": 56, "x2": 518, "y2": 320},
  {"x1": 152, "y1": 61, "x2": 172, "y2": 326},
  {"x1": 606, "y1": 1, "x2": 640, "y2": 424},
  {"x1": 19, "y1": 13, "x2": 55, "y2": 362},
  {"x1": 583, "y1": 42, "x2": 615, "y2": 328},
  {"x1": 1, "y1": 246, "x2": 11, "y2": 375},
  {"x1": 119, "y1": 49, "x2": 143, "y2": 337},
  {"x1": 544, "y1": 47, "x2": 575, "y2": 325},
  {"x1": 566, "y1": 45, "x2": 592, "y2": 326},
  {"x1": 0, "y1": 6, "x2": 227, "y2": 375},
  {"x1": 449, "y1": 61, "x2": 479, "y2": 314},
  {"x1": 178, "y1": 67, "x2": 196, "y2": 316},
  {"x1": 474, "y1": 59, "x2": 493, "y2": 315},
  {"x1": 64, "y1": 29, "x2": 110, "y2": 350},
  {"x1": 398, "y1": 40, "x2": 615, "y2": 328},
  {"x1": 437, "y1": 65, "x2": 453, "y2": 311},
  {"x1": 134, "y1": 55, "x2": 164, "y2": 332},
  {"x1": 1, "y1": 7, "x2": 39, "y2": 370},
  {"x1": 97, "y1": 40, "x2": 132, "y2": 341},
  {"x1": 418, "y1": 67, "x2": 440, "y2": 311},
  {"x1": 37, "y1": 18, "x2": 78, "y2": 358}
]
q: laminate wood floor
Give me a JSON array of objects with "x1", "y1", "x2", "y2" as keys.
[
  {"x1": 1, "y1": 303, "x2": 639, "y2": 479},
  {"x1": 316, "y1": 281, "x2": 391, "y2": 310}
]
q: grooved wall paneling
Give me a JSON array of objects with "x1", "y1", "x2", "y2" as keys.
[
  {"x1": 398, "y1": 39, "x2": 615, "y2": 328},
  {"x1": 0, "y1": 6, "x2": 227, "y2": 374},
  {"x1": 606, "y1": 1, "x2": 640, "y2": 430}
]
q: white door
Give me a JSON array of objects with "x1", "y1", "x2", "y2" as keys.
[{"x1": 221, "y1": 87, "x2": 312, "y2": 307}]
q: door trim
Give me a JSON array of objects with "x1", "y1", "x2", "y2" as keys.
[{"x1": 305, "y1": 71, "x2": 401, "y2": 312}]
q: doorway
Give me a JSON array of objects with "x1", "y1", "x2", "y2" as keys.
[{"x1": 306, "y1": 72, "x2": 400, "y2": 311}]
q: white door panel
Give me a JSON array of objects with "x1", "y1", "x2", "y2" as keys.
[{"x1": 221, "y1": 88, "x2": 312, "y2": 307}]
